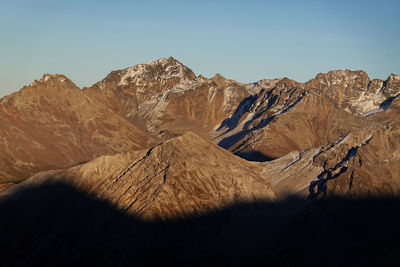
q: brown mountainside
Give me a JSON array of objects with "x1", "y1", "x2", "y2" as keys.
[
  {"x1": 3, "y1": 132, "x2": 275, "y2": 219},
  {"x1": 260, "y1": 122, "x2": 400, "y2": 198},
  {"x1": 213, "y1": 77, "x2": 369, "y2": 161},
  {"x1": 0, "y1": 74, "x2": 154, "y2": 183},
  {"x1": 85, "y1": 57, "x2": 250, "y2": 140}
]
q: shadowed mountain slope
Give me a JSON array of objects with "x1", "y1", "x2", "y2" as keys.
[{"x1": 213, "y1": 78, "x2": 370, "y2": 161}]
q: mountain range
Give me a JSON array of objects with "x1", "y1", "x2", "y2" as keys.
[{"x1": 0, "y1": 57, "x2": 399, "y2": 265}]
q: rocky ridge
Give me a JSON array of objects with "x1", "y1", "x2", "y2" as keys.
[
  {"x1": 0, "y1": 74, "x2": 154, "y2": 183},
  {"x1": 3, "y1": 132, "x2": 275, "y2": 219}
]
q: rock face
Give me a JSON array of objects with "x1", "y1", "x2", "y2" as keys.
[
  {"x1": 85, "y1": 58, "x2": 249, "y2": 140},
  {"x1": 382, "y1": 74, "x2": 400, "y2": 98},
  {"x1": 256, "y1": 120, "x2": 400, "y2": 199},
  {"x1": 306, "y1": 70, "x2": 373, "y2": 113},
  {"x1": 309, "y1": 123, "x2": 400, "y2": 198},
  {"x1": 213, "y1": 77, "x2": 368, "y2": 161},
  {"x1": 305, "y1": 70, "x2": 400, "y2": 115},
  {"x1": 4, "y1": 132, "x2": 275, "y2": 219}
]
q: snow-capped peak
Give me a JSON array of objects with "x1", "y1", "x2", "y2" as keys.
[{"x1": 118, "y1": 57, "x2": 195, "y2": 86}]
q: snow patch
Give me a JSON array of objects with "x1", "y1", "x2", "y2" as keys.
[
  {"x1": 118, "y1": 58, "x2": 190, "y2": 86},
  {"x1": 0, "y1": 95, "x2": 11, "y2": 105},
  {"x1": 336, "y1": 134, "x2": 352, "y2": 146},
  {"x1": 97, "y1": 80, "x2": 106, "y2": 90},
  {"x1": 362, "y1": 108, "x2": 383, "y2": 117},
  {"x1": 223, "y1": 85, "x2": 239, "y2": 112},
  {"x1": 208, "y1": 87, "x2": 219, "y2": 103},
  {"x1": 349, "y1": 87, "x2": 386, "y2": 115}
]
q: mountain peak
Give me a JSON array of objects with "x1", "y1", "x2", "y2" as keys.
[
  {"x1": 307, "y1": 69, "x2": 371, "y2": 92},
  {"x1": 313, "y1": 69, "x2": 370, "y2": 82},
  {"x1": 211, "y1": 73, "x2": 229, "y2": 87},
  {"x1": 26, "y1": 73, "x2": 74, "y2": 88},
  {"x1": 210, "y1": 73, "x2": 242, "y2": 88},
  {"x1": 117, "y1": 57, "x2": 196, "y2": 86},
  {"x1": 212, "y1": 73, "x2": 225, "y2": 79},
  {"x1": 382, "y1": 73, "x2": 400, "y2": 98},
  {"x1": 41, "y1": 73, "x2": 67, "y2": 80},
  {"x1": 387, "y1": 73, "x2": 400, "y2": 83}
]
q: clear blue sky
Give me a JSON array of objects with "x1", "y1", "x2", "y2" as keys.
[{"x1": 1, "y1": 0, "x2": 399, "y2": 96}]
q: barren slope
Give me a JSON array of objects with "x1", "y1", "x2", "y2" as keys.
[
  {"x1": 0, "y1": 74, "x2": 154, "y2": 183},
  {"x1": 259, "y1": 123, "x2": 400, "y2": 199},
  {"x1": 213, "y1": 70, "x2": 400, "y2": 162},
  {"x1": 214, "y1": 78, "x2": 368, "y2": 161},
  {"x1": 309, "y1": 123, "x2": 400, "y2": 198},
  {"x1": 3, "y1": 132, "x2": 275, "y2": 219}
]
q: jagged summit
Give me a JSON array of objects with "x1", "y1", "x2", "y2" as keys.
[
  {"x1": 26, "y1": 73, "x2": 75, "y2": 88},
  {"x1": 117, "y1": 57, "x2": 196, "y2": 86},
  {"x1": 313, "y1": 69, "x2": 369, "y2": 80},
  {"x1": 383, "y1": 73, "x2": 400, "y2": 98},
  {"x1": 306, "y1": 69, "x2": 386, "y2": 114},
  {"x1": 40, "y1": 73, "x2": 69, "y2": 82},
  {"x1": 90, "y1": 57, "x2": 196, "y2": 90}
]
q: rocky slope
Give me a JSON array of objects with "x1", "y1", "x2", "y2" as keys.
[
  {"x1": 309, "y1": 122, "x2": 400, "y2": 198},
  {"x1": 260, "y1": 122, "x2": 400, "y2": 199},
  {"x1": 305, "y1": 70, "x2": 400, "y2": 116},
  {"x1": 213, "y1": 77, "x2": 369, "y2": 161},
  {"x1": 3, "y1": 132, "x2": 275, "y2": 219},
  {"x1": 85, "y1": 57, "x2": 249, "y2": 140},
  {"x1": 0, "y1": 74, "x2": 154, "y2": 183},
  {"x1": 213, "y1": 70, "x2": 400, "y2": 162}
]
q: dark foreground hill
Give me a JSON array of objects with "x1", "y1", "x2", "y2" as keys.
[{"x1": 1, "y1": 180, "x2": 399, "y2": 267}]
